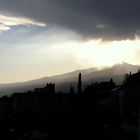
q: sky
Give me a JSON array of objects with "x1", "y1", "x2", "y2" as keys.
[{"x1": 0, "y1": 0, "x2": 140, "y2": 83}]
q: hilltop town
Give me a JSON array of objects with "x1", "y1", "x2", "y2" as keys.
[{"x1": 0, "y1": 71, "x2": 139, "y2": 139}]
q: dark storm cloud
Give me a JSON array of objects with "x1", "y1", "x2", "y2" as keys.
[{"x1": 0, "y1": 0, "x2": 140, "y2": 40}]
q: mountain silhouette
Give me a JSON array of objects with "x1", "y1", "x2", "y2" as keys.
[{"x1": 0, "y1": 62, "x2": 139, "y2": 96}]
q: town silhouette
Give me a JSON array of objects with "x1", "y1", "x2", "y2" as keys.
[{"x1": 0, "y1": 71, "x2": 140, "y2": 139}]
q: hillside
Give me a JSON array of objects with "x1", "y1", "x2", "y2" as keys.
[{"x1": 0, "y1": 62, "x2": 139, "y2": 96}]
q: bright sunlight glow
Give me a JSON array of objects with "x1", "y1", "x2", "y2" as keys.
[{"x1": 55, "y1": 38, "x2": 140, "y2": 69}]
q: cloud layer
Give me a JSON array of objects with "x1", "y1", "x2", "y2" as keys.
[
  {"x1": 0, "y1": 0, "x2": 140, "y2": 39},
  {"x1": 0, "y1": 14, "x2": 46, "y2": 31}
]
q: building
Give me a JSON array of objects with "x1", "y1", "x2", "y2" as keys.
[{"x1": 112, "y1": 72, "x2": 140, "y2": 124}]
